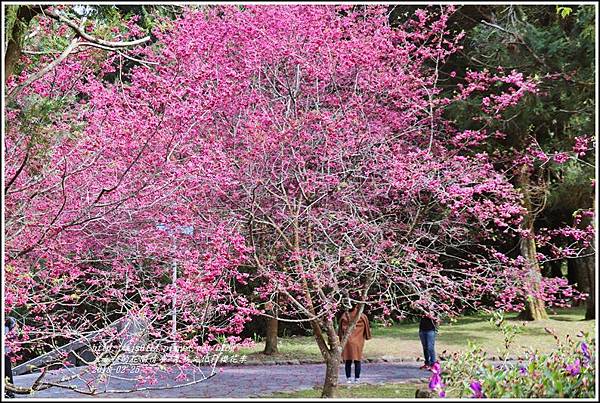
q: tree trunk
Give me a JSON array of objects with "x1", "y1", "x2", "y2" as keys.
[
  {"x1": 263, "y1": 316, "x2": 279, "y2": 355},
  {"x1": 546, "y1": 260, "x2": 563, "y2": 278},
  {"x1": 518, "y1": 293, "x2": 548, "y2": 321},
  {"x1": 4, "y1": 6, "x2": 40, "y2": 80},
  {"x1": 321, "y1": 350, "x2": 341, "y2": 398},
  {"x1": 586, "y1": 201, "x2": 596, "y2": 320},
  {"x1": 567, "y1": 258, "x2": 580, "y2": 291},
  {"x1": 263, "y1": 294, "x2": 279, "y2": 355},
  {"x1": 568, "y1": 257, "x2": 589, "y2": 306},
  {"x1": 517, "y1": 166, "x2": 548, "y2": 321},
  {"x1": 517, "y1": 228, "x2": 549, "y2": 320},
  {"x1": 567, "y1": 201, "x2": 595, "y2": 318},
  {"x1": 309, "y1": 316, "x2": 343, "y2": 398},
  {"x1": 584, "y1": 253, "x2": 595, "y2": 320}
]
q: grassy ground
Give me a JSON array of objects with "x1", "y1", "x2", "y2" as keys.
[
  {"x1": 242, "y1": 307, "x2": 595, "y2": 363},
  {"x1": 268, "y1": 382, "x2": 425, "y2": 398}
]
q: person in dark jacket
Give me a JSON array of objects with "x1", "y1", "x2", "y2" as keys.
[
  {"x1": 419, "y1": 314, "x2": 438, "y2": 370},
  {"x1": 4, "y1": 316, "x2": 17, "y2": 398}
]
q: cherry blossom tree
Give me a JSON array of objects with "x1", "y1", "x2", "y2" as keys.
[
  {"x1": 447, "y1": 65, "x2": 596, "y2": 320},
  {"x1": 4, "y1": 5, "x2": 254, "y2": 395},
  {"x1": 106, "y1": 5, "x2": 586, "y2": 396},
  {"x1": 4, "y1": 4, "x2": 591, "y2": 398}
]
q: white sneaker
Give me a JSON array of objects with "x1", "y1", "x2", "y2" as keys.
[
  {"x1": 346, "y1": 378, "x2": 352, "y2": 384},
  {"x1": 353, "y1": 377, "x2": 360, "y2": 384}
]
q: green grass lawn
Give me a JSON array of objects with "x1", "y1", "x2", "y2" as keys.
[
  {"x1": 267, "y1": 382, "x2": 425, "y2": 398},
  {"x1": 242, "y1": 307, "x2": 595, "y2": 363}
]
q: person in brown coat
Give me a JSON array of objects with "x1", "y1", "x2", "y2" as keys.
[{"x1": 338, "y1": 304, "x2": 372, "y2": 383}]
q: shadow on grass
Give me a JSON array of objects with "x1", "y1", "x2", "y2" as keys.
[
  {"x1": 437, "y1": 331, "x2": 493, "y2": 345},
  {"x1": 373, "y1": 329, "x2": 493, "y2": 346},
  {"x1": 374, "y1": 316, "x2": 493, "y2": 334},
  {"x1": 516, "y1": 327, "x2": 557, "y2": 337},
  {"x1": 547, "y1": 316, "x2": 588, "y2": 322},
  {"x1": 502, "y1": 318, "x2": 580, "y2": 326}
]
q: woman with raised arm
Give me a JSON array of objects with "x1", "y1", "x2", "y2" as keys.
[{"x1": 338, "y1": 304, "x2": 372, "y2": 384}]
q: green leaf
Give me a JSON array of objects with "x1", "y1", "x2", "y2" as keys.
[{"x1": 556, "y1": 6, "x2": 573, "y2": 19}]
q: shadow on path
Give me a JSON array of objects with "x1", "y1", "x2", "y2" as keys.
[{"x1": 11, "y1": 362, "x2": 430, "y2": 398}]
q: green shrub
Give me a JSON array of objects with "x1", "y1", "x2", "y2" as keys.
[{"x1": 434, "y1": 312, "x2": 595, "y2": 398}]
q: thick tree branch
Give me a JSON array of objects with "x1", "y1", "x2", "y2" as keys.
[
  {"x1": 41, "y1": 8, "x2": 151, "y2": 48},
  {"x1": 6, "y1": 36, "x2": 80, "y2": 99}
]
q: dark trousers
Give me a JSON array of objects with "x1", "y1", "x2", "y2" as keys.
[
  {"x1": 419, "y1": 330, "x2": 436, "y2": 366},
  {"x1": 5, "y1": 354, "x2": 14, "y2": 396},
  {"x1": 345, "y1": 360, "x2": 361, "y2": 379}
]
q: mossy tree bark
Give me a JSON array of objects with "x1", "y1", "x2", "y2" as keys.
[
  {"x1": 4, "y1": 5, "x2": 41, "y2": 80},
  {"x1": 517, "y1": 166, "x2": 548, "y2": 321}
]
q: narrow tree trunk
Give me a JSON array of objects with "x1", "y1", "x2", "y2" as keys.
[
  {"x1": 582, "y1": 206, "x2": 595, "y2": 320},
  {"x1": 584, "y1": 253, "x2": 595, "y2": 320},
  {"x1": 321, "y1": 350, "x2": 341, "y2": 398},
  {"x1": 546, "y1": 260, "x2": 563, "y2": 278},
  {"x1": 263, "y1": 317, "x2": 279, "y2": 355},
  {"x1": 517, "y1": 166, "x2": 548, "y2": 321},
  {"x1": 263, "y1": 295, "x2": 279, "y2": 355},
  {"x1": 566, "y1": 203, "x2": 595, "y2": 317},
  {"x1": 567, "y1": 258, "x2": 580, "y2": 294}
]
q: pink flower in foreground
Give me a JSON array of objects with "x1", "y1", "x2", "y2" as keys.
[
  {"x1": 428, "y1": 362, "x2": 445, "y2": 397},
  {"x1": 470, "y1": 380, "x2": 484, "y2": 398},
  {"x1": 566, "y1": 359, "x2": 581, "y2": 376},
  {"x1": 581, "y1": 342, "x2": 590, "y2": 364}
]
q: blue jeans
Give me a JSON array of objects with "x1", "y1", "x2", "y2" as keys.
[{"x1": 419, "y1": 330, "x2": 436, "y2": 366}]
